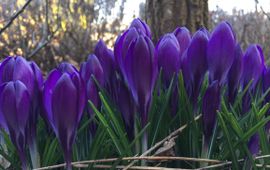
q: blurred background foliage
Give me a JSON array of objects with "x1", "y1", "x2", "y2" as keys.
[
  {"x1": 0, "y1": 0, "x2": 127, "y2": 72},
  {"x1": 0, "y1": 0, "x2": 270, "y2": 72}
]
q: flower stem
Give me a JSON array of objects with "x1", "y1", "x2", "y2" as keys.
[
  {"x1": 141, "y1": 132, "x2": 148, "y2": 165},
  {"x1": 29, "y1": 139, "x2": 40, "y2": 168},
  {"x1": 64, "y1": 149, "x2": 72, "y2": 170},
  {"x1": 18, "y1": 150, "x2": 27, "y2": 170}
]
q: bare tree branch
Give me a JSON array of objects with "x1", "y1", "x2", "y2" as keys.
[
  {"x1": 260, "y1": 6, "x2": 270, "y2": 21},
  {"x1": 27, "y1": 0, "x2": 61, "y2": 58},
  {"x1": 0, "y1": 0, "x2": 32, "y2": 35},
  {"x1": 27, "y1": 26, "x2": 60, "y2": 58}
]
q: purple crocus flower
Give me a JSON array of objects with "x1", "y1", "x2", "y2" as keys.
[
  {"x1": 202, "y1": 81, "x2": 221, "y2": 145},
  {"x1": 241, "y1": 44, "x2": 265, "y2": 89},
  {"x1": 125, "y1": 35, "x2": 158, "y2": 127},
  {"x1": 182, "y1": 29, "x2": 208, "y2": 105},
  {"x1": 80, "y1": 54, "x2": 104, "y2": 117},
  {"x1": 43, "y1": 63, "x2": 85, "y2": 170},
  {"x1": 129, "y1": 18, "x2": 151, "y2": 37},
  {"x1": 207, "y1": 21, "x2": 236, "y2": 85},
  {"x1": 199, "y1": 27, "x2": 211, "y2": 38},
  {"x1": 156, "y1": 33, "x2": 181, "y2": 85},
  {"x1": 114, "y1": 27, "x2": 139, "y2": 81},
  {"x1": 227, "y1": 44, "x2": 243, "y2": 103},
  {"x1": 0, "y1": 81, "x2": 31, "y2": 170},
  {"x1": 115, "y1": 78, "x2": 135, "y2": 139},
  {"x1": 94, "y1": 40, "x2": 115, "y2": 84},
  {"x1": 241, "y1": 45, "x2": 265, "y2": 114},
  {"x1": 0, "y1": 56, "x2": 35, "y2": 97},
  {"x1": 173, "y1": 27, "x2": 191, "y2": 58},
  {"x1": 57, "y1": 62, "x2": 78, "y2": 74},
  {"x1": 0, "y1": 56, "x2": 43, "y2": 168}
]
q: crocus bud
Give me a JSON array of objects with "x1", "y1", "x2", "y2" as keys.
[
  {"x1": 227, "y1": 44, "x2": 243, "y2": 103},
  {"x1": 0, "y1": 56, "x2": 43, "y2": 167},
  {"x1": 182, "y1": 30, "x2": 208, "y2": 105},
  {"x1": 173, "y1": 27, "x2": 191, "y2": 58},
  {"x1": 116, "y1": 78, "x2": 135, "y2": 139},
  {"x1": 125, "y1": 35, "x2": 158, "y2": 127},
  {"x1": 199, "y1": 27, "x2": 210, "y2": 38},
  {"x1": 80, "y1": 54, "x2": 104, "y2": 116},
  {"x1": 241, "y1": 45, "x2": 265, "y2": 114},
  {"x1": 94, "y1": 40, "x2": 115, "y2": 84},
  {"x1": 156, "y1": 33, "x2": 181, "y2": 85},
  {"x1": 0, "y1": 56, "x2": 35, "y2": 97},
  {"x1": 43, "y1": 64, "x2": 85, "y2": 170},
  {"x1": 202, "y1": 81, "x2": 221, "y2": 145},
  {"x1": 207, "y1": 22, "x2": 235, "y2": 85},
  {"x1": 0, "y1": 81, "x2": 31, "y2": 170},
  {"x1": 129, "y1": 18, "x2": 151, "y2": 37},
  {"x1": 57, "y1": 62, "x2": 78, "y2": 74},
  {"x1": 114, "y1": 27, "x2": 139, "y2": 80},
  {"x1": 241, "y1": 44, "x2": 265, "y2": 89}
]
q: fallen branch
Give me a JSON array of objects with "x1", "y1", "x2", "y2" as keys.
[
  {"x1": 197, "y1": 154, "x2": 270, "y2": 169},
  {"x1": 32, "y1": 150, "x2": 270, "y2": 169},
  {"x1": 34, "y1": 154, "x2": 222, "y2": 170},
  {"x1": 123, "y1": 114, "x2": 202, "y2": 169},
  {"x1": 93, "y1": 164, "x2": 188, "y2": 170},
  {"x1": 0, "y1": 0, "x2": 32, "y2": 35}
]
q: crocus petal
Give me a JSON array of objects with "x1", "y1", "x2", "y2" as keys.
[
  {"x1": 30, "y1": 61, "x2": 43, "y2": 91},
  {"x1": 185, "y1": 30, "x2": 208, "y2": 104},
  {"x1": 0, "y1": 81, "x2": 30, "y2": 169},
  {"x1": 58, "y1": 62, "x2": 78, "y2": 75},
  {"x1": 156, "y1": 33, "x2": 181, "y2": 85},
  {"x1": 14, "y1": 81, "x2": 31, "y2": 131},
  {"x1": 173, "y1": 27, "x2": 191, "y2": 58},
  {"x1": 86, "y1": 80, "x2": 99, "y2": 110},
  {"x1": 202, "y1": 81, "x2": 221, "y2": 144},
  {"x1": 80, "y1": 54, "x2": 104, "y2": 86},
  {"x1": 43, "y1": 69, "x2": 62, "y2": 130},
  {"x1": 0, "y1": 57, "x2": 14, "y2": 83},
  {"x1": 0, "y1": 82, "x2": 18, "y2": 131},
  {"x1": 52, "y1": 73, "x2": 78, "y2": 135},
  {"x1": 0, "y1": 56, "x2": 35, "y2": 97},
  {"x1": 80, "y1": 54, "x2": 103, "y2": 119},
  {"x1": 71, "y1": 72, "x2": 85, "y2": 123},
  {"x1": 13, "y1": 57, "x2": 35, "y2": 96},
  {"x1": 114, "y1": 27, "x2": 139, "y2": 79},
  {"x1": 94, "y1": 40, "x2": 115, "y2": 83},
  {"x1": 130, "y1": 18, "x2": 151, "y2": 37},
  {"x1": 0, "y1": 84, "x2": 7, "y2": 130},
  {"x1": 125, "y1": 35, "x2": 157, "y2": 126},
  {"x1": 207, "y1": 21, "x2": 235, "y2": 85},
  {"x1": 117, "y1": 80, "x2": 135, "y2": 139},
  {"x1": 227, "y1": 44, "x2": 243, "y2": 103},
  {"x1": 242, "y1": 44, "x2": 264, "y2": 89}
]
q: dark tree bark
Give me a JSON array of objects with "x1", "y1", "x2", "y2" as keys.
[{"x1": 145, "y1": 0, "x2": 208, "y2": 43}]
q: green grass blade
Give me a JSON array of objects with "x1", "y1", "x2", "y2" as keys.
[
  {"x1": 89, "y1": 101, "x2": 125, "y2": 155},
  {"x1": 217, "y1": 112, "x2": 239, "y2": 170}
]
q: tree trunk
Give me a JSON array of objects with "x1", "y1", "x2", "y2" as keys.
[{"x1": 145, "y1": 0, "x2": 208, "y2": 43}]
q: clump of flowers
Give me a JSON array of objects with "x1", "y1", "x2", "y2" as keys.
[{"x1": 0, "y1": 18, "x2": 269, "y2": 169}]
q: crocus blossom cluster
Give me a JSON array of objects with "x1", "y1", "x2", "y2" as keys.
[{"x1": 0, "y1": 18, "x2": 268, "y2": 169}]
